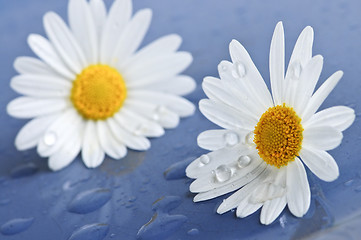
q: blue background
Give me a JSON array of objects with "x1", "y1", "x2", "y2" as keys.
[{"x1": 1, "y1": 0, "x2": 361, "y2": 239}]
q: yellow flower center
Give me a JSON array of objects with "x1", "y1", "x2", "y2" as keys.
[
  {"x1": 254, "y1": 104, "x2": 303, "y2": 168},
  {"x1": 70, "y1": 64, "x2": 127, "y2": 120}
]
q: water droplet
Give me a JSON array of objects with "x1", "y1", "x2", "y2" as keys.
[
  {"x1": 199, "y1": 155, "x2": 210, "y2": 166},
  {"x1": 220, "y1": 64, "x2": 227, "y2": 71},
  {"x1": 232, "y1": 62, "x2": 246, "y2": 78},
  {"x1": 69, "y1": 223, "x2": 109, "y2": 240},
  {"x1": 152, "y1": 106, "x2": 167, "y2": 121},
  {"x1": 43, "y1": 132, "x2": 57, "y2": 146},
  {"x1": 214, "y1": 165, "x2": 232, "y2": 182},
  {"x1": 243, "y1": 132, "x2": 255, "y2": 146},
  {"x1": 238, "y1": 155, "x2": 251, "y2": 168},
  {"x1": 10, "y1": 163, "x2": 38, "y2": 178},
  {"x1": 354, "y1": 185, "x2": 361, "y2": 192},
  {"x1": 134, "y1": 124, "x2": 147, "y2": 136},
  {"x1": 0, "y1": 218, "x2": 34, "y2": 235},
  {"x1": 187, "y1": 228, "x2": 200, "y2": 236},
  {"x1": 68, "y1": 188, "x2": 112, "y2": 214},
  {"x1": 344, "y1": 180, "x2": 354, "y2": 187},
  {"x1": 289, "y1": 61, "x2": 302, "y2": 79},
  {"x1": 223, "y1": 132, "x2": 239, "y2": 147}
]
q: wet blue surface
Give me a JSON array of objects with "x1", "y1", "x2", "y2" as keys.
[{"x1": 0, "y1": 0, "x2": 361, "y2": 239}]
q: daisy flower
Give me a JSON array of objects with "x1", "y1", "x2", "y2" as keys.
[
  {"x1": 186, "y1": 22, "x2": 355, "y2": 225},
  {"x1": 7, "y1": 0, "x2": 195, "y2": 171}
]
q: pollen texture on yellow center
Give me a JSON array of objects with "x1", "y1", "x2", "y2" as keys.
[
  {"x1": 70, "y1": 64, "x2": 127, "y2": 120},
  {"x1": 254, "y1": 104, "x2": 303, "y2": 168}
]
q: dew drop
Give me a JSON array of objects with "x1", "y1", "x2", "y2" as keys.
[
  {"x1": 243, "y1": 132, "x2": 255, "y2": 146},
  {"x1": 238, "y1": 155, "x2": 251, "y2": 168},
  {"x1": 234, "y1": 62, "x2": 246, "y2": 78},
  {"x1": 223, "y1": 132, "x2": 239, "y2": 147},
  {"x1": 43, "y1": 132, "x2": 57, "y2": 146},
  {"x1": 214, "y1": 165, "x2": 232, "y2": 182},
  {"x1": 220, "y1": 64, "x2": 227, "y2": 72},
  {"x1": 134, "y1": 124, "x2": 147, "y2": 136},
  {"x1": 289, "y1": 61, "x2": 302, "y2": 79},
  {"x1": 152, "y1": 106, "x2": 167, "y2": 121},
  {"x1": 199, "y1": 155, "x2": 210, "y2": 166}
]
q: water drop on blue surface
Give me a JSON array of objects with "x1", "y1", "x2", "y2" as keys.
[
  {"x1": 68, "y1": 223, "x2": 109, "y2": 240},
  {"x1": 137, "y1": 196, "x2": 187, "y2": 240},
  {"x1": 344, "y1": 179, "x2": 354, "y2": 187},
  {"x1": 68, "y1": 188, "x2": 112, "y2": 214},
  {"x1": 0, "y1": 217, "x2": 34, "y2": 235},
  {"x1": 10, "y1": 163, "x2": 38, "y2": 178},
  {"x1": 187, "y1": 228, "x2": 199, "y2": 236}
]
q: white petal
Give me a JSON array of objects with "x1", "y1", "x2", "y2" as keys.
[
  {"x1": 186, "y1": 145, "x2": 256, "y2": 180},
  {"x1": 229, "y1": 39, "x2": 273, "y2": 109},
  {"x1": 125, "y1": 52, "x2": 193, "y2": 88},
  {"x1": 100, "y1": 0, "x2": 132, "y2": 63},
  {"x1": 37, "y1": 109, "x2": 83, "y2": 157},
  {"x1": 89, "y1": 0, "x2": 107, "y2": 35},
  {"x1": 300, "y1": 147, "x2": 339, "y2": 182},
  {"x1": 269, "y1": 21, "x2": 285, "y2": 105},
  {"x1": 113, "y1": 107, "x2": 164, "y2": 137},
  {"x1": 286, "y1": 158, "x2": 310, "y2": 217},
  {"x1": 197, "y1": 129, "x2": 248, "y2": 151},
  {"x1": 293, "y1": 55, "x2": 323, "y2": 113},
  {"x1": 217, "y1": 168, "x2": 271, "y2": 214},
  {"x1": 43, "y1": 12, "x2": 87, "y2": 73},
  {"x1": 190, "y1": 154, "x2": 263, "y2": 193},
  {"x1": 11, "y1": 75, "x2": 71, "y2": 98},
  {"x1": 108, "y1": 118, "x2": 150, "y2": 150},
  {"x1": 303, "y1": 106, "x2": 355, "y2": 132},
  {"x1": 142, "y1": 75, "x2": 196, "y2": 96},
  {"x1": 48, "y1": 126, "x2": 82, "y2": 171},
  {"x1": 111, "y1": 9, "x2": 152, "y2": 67},
  {"x1": 97, "y1": 121, "x2": 127, "y2": 159},
  {"x1": 303, "y1": 126, "x2": 342, "y2": 151},
  {"x1": 14, "y1": 57, "x2": 56, "y2": 75},
  {"x1": 27, "y1": 34, "x2": 74, "y2": 79},
  {"x1": 68, "y1": 0, "x2": 98, "y2": 64},
  {"x1": 199, "y1": 99, "x2": 256, "y2": 131},
  {"x1": 15, "y1": 114, "x2": 59, "y2": 151},
  {"x1": 82, "y1": 121, "x2": 105, "y2": 168},
  {"x1": 260, "y1": 196, "x2": 287, "y2": 225},
  {"x1": 124, "y1": 99, "x2": 179, "y2": 129},
  {"x1": 301, "y1": 71, "x2": 343, "y2": 122},
  {"x1": 128, "y1": 90, "x2": 195, "y2": 117},
  {"x1": 202, "y1": 76, "x2": 259, "y2": 120},
  {"x1": 194, "y1": 162, "x2": 267, "y2": 202},
  {"x1": 122, "y1": 34, "x2": 182, "y2": 69},
  {"x1": 7, "y1": 97, "x2": 68, "y2": 119}
]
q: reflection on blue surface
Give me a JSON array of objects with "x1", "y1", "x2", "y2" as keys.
[{"x1": 1, "y1": 0, "x2": 361, "y2": 239}]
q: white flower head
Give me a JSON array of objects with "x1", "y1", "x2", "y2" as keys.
[
  {"x1": 8, "y1": 0, "x2": 195, "y2": 171},
  {"x1": 186, "y1": 22, "x2": 355, "y2": 225}
]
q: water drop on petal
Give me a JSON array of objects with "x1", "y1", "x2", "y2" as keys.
[
  {"x1": 289, "y1": 61, "x2": 302, "y2": 79},
  {"x1": 238, "y1": 155, "x2": 251, "y2": 168},
  {"x1": 43, "y1": 132, "x2": 57, "y2": 146},
  {"x1": 223, "y1": 132, "x2": 239, "y2": 147},
  {"x1": 243, "y1": 132, "x2": 255, "y2": 146},
  {"x1": 214, "y1": 165, "x2": 232, "y2": 182},
  {"x1": 232, "y1": 62, "x2": 246, "y2": 79},
  {"x1": 199, "y1": 155, "x2": 210, "y2": 166}
]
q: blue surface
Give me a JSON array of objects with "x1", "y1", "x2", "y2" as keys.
[{"x1": 1, "y1": 0, "x2": 361, "y2": 239}]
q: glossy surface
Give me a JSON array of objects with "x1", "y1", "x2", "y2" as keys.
[{"x1": 0, "y1": 0, "x2": 361, "y2": 239}]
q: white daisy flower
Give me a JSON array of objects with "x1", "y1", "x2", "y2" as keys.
[
  {"x1": 7, "y1": 0, "x2": 195, "y2": 171},
  {"x1": 186, "y1": 22, "x2": 355, "y2": 225}
]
